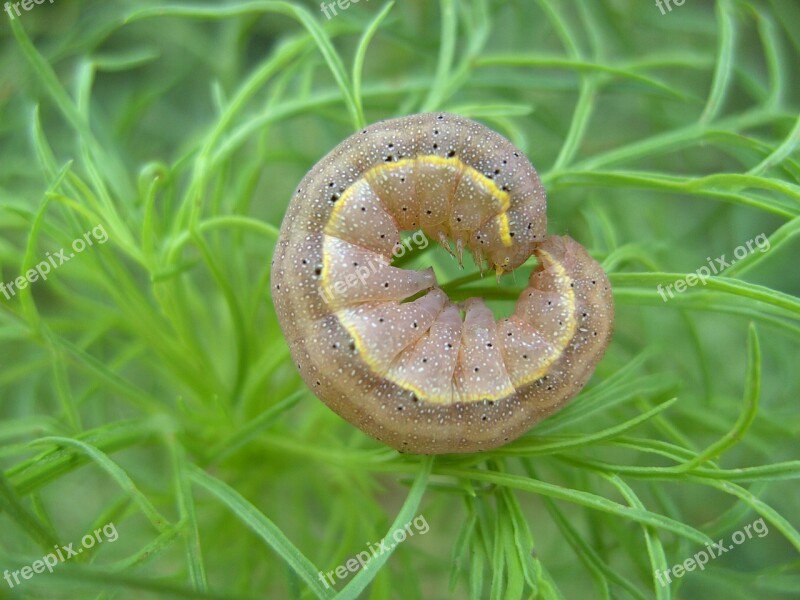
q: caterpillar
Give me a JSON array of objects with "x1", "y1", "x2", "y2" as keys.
[{"x1": 271, "y1": 113, "x2": 613, "y2": 454}]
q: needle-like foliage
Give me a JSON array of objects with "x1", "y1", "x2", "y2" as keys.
[{"x1": 0, "y1": 1, "x2": 798, "y2": 598}]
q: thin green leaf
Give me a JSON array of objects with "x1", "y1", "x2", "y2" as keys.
[
  {"x1": 188, "y1": 464, "x2": 335, "y2": 600},
  {"x1": 335, "y1": 457, "x2": 433, "y2": 600}
]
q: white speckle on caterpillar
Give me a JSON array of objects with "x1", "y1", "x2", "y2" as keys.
[{"x1": 272, "y1": 113, "x2": 614, "y2": 454}]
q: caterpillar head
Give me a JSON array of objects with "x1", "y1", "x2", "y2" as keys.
[{"x1": 489, "y1": 238, "x2": 537, "y2": 276}]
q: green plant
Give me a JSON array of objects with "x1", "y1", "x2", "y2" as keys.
[{"x1": 0, "y1": 0, "x2": 798, "y2": 598}]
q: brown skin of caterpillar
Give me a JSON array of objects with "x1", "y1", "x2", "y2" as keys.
[
  {"x1": 271, "y1": 113, "x2": 614, "y2": 454},
  {"x1": 273, "y1": 234, "x2": 613, "y2": 455}
]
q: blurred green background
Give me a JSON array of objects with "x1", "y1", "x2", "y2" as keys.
[{"x1": 0, "y1": 0, "x2": 798, "y2": 598}]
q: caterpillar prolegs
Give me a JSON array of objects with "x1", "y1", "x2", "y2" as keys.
[{"x1": 271, "y1": 113, "x2": 614, "y2": 454}]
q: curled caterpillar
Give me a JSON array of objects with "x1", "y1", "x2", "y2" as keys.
[{"x1": 271, "y1": 113, "x2": 613, "y2": 454}]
